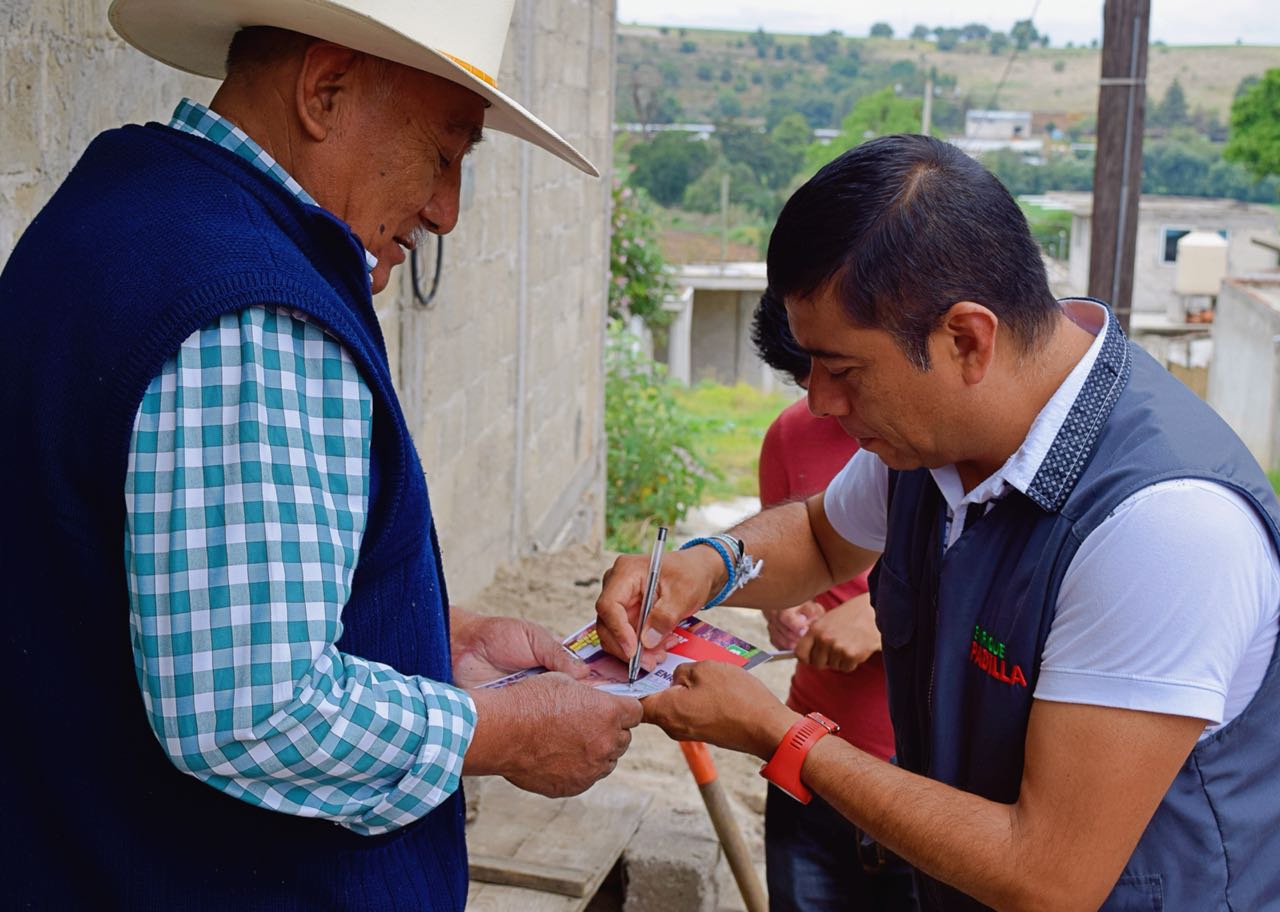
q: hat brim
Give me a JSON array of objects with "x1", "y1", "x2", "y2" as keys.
[{"x1": 107, "y1": 0, "x2": 598, "y2": 176}]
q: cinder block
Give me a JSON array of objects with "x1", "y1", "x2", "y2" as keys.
[{"x1": 622, "y1": 808, "x2": 721, "y2": 912}]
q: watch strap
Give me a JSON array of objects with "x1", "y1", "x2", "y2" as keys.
[{"x1": 759, "y1": 711, "x2": 840, "y2": 804}]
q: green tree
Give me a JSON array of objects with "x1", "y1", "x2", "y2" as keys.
[
  {"x1": 771, "y1": 113, "x2": 813, "y2": 162},
  {"x1": 809, "y1": 30, "x2": 842, "y2": 62},
  {"x1": 869, "y1": 22, "x2": 894, "y2": 39},
  {"x1": 988, "y1": 31, "x2": 1010, "y2": 55},
  {"x1": 716, "y1": 123, "x2": 799, "y2": 191},
  {"x1": 802, "y1": 87, "x2": 922, "y2": 174},
  {"x1": 1225, "y1": 68, "x2": 1280, "y2": 180},
  {"x1": 682, "y1": 159, "x2": 777, "y2": 217},
  {"x1": 628, "y1": 132, "x2": 714, "y2": 206},
  {"x1": 910, "y1": 24, "x2": 931, "y2": 40},
  {"x1": 714, "y1": 91, "x2": 743, "y2": 120},
  {"x1": 935, "y1": 28, "x2": 961, "y2": 51},
  {"x1": 1235, "y1": 74, "x2": 1262, "y2": 100},
  {"x1": 608, "y1": 185, "x2": 672, "y2": 326},
  {"x1": 748, "y1": 27, "x2": 774, "y2": 58},
  {"x1": 1010, "y1": 19, "x2": 1040, "y2": 50},
  {"x1": 961, "y1": 22, "x2": 991, "y2": 41},
  {"x1": 1151, "y1": 78, "x2": 1189, "y2": 129}
]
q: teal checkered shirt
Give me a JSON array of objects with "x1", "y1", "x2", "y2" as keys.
[{"x1": 123, "y1": 100, "x2": 475, "y2": 835}]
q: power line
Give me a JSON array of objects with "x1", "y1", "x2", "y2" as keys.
[{"x1": 989, "y1": 0, "x2": 1047, "y2": 109}]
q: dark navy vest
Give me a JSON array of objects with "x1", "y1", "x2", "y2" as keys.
[
  {"x1": 0, "y1": 123, "x2": 467, "y2": 910},
  {"x1": 872, "y1": 310, "x2": 1280, "y2": 911}
]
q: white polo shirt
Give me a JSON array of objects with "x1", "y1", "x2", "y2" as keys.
[{"x1": 824, "y1": 299, "x2": 1280, "y2": 737}]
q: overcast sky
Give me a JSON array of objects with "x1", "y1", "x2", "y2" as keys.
[{"x1": 617, "y1": 0, "x2": 1280, "y2": 47}]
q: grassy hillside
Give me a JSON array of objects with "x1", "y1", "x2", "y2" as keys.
[{"x1": 617, "y1": 23, "x2": 1279, "y2": 129}]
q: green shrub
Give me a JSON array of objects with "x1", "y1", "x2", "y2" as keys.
[
  {"x1": 609, "y1": 184, "x2": 673, "y2": 327},
  {"x1": 605, "y1": 324, "x2": 716, "y2": 550}
]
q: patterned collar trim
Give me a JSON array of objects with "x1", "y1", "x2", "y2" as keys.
[
  {"x1": 168, "y1": 98, "x2": 378, "y2": 276},
  {"x1": 1025, "y1": 300, "x2": 1132, "y2": 512}
]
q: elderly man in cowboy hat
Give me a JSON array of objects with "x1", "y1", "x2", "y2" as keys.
[{"x1": 0, "y1": 2, "x2": 640, "y2": 909}]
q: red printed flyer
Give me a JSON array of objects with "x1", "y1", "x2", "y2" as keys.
[{"x1": 480, "y1": 616, "x2": 771, "y2": 696}]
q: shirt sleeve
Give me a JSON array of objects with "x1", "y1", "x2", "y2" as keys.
[
  {"x1": 1035, "y1": 480, "x2": 1280, "y2": 730},
  {"x1": 758, "y1": 415, "x2": 792, "y2": 508},
  {"x1": 125, "y1": 306, "x2": 475, "y2": 836},
  {"x1": 822, "y1": 448, "x2": 890, "y2": 552}
]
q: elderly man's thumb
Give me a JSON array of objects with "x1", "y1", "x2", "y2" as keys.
[{"x1": 532, "y1": 627, "x2": 588, "y2": 679}]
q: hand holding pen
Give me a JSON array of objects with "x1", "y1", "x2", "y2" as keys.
[{"x1": 627, "y1": 526, "x2": 667, "y2": 684}]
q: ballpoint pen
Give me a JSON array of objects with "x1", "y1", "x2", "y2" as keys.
[{"x1": 628, "y1": 525, "x2": 668, "y2": 684}]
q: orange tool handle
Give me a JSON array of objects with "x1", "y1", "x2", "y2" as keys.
[{"x1": 679, "y1": 740, "x2": 718, "y2": 786}]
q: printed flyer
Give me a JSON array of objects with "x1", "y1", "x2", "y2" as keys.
[{"x1": 480, "y1": 616, "x2": 771, "y2": 697}]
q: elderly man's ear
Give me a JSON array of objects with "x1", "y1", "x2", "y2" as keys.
[{"x1": 296, "y1": 42, "x2": 363, "y2": 142}]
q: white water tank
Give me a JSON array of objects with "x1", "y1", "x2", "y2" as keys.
[{"x1": 1175, "y1": 231, "x2": 1229, "y2": 296}]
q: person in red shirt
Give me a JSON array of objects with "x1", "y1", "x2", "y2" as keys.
[{"x1": 752, "y1": 290, "x2": 917, "y2": 911}]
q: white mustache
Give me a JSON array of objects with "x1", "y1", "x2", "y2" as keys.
[{"x1": 406, "y1": 223, "x2": 434, "y2": 250}]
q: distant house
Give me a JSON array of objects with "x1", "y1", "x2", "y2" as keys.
[
  {"x1": 660, "y1": 262, "x2": 784, "y2": 391},
  {"x1": 965, "y1": 109, "x2": 1033, "y2": 140},
  {"x1": 1047, "y1": 192, "x2": 1280, "y2": 317},
  {"x1": 950, "y1": 109, "x2": 1043, "y2": 159}
]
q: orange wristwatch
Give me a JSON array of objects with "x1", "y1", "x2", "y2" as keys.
[{"x1": 759, "y1": 711, "x2": 840, "y2": 804}]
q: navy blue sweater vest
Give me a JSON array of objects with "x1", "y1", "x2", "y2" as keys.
[
  {"x1": 872, "y1": 313, "x2": 1280, "y2": 910},
  {"x1": 0, "y1": 123, "x2": 467, "y2": 910}
]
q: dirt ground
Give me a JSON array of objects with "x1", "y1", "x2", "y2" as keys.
[{"x1": 468, "y1": 544, "x2": 796, "y2": 911}]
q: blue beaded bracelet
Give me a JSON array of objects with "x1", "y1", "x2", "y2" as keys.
[{"x1": 679, "y1": 536, "x2": 736, "y2": 609}]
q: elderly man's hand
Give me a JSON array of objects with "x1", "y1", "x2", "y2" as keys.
[
  {"x1": 468, "y1": 674, "x2": 643, "y2": 798},
  {"x1": 640, "y1": 662, "x2": 799, "y2": 760},
  {"x1": 794, "y1": 593, "x2": 880, "y2": 673},
  {"x1": 595, "y1": 547, "x2": 726, "y2": 668},
  {"x1": 450, "y1": 607, "x2": 587, "y2": 689}
]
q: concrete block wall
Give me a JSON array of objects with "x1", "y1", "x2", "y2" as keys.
[
  {"x1": 393, "y1": 0, "x2": 613, "y2": 599},
  {"x1": 0, "y1": 1, "x2": 219, "y2": 257},
  {"x1": 3, "y1": 0, "x2": 614, "y2": 603},
  {"x1": 1207, "y1": 279, "x2": 1280, "y2": 473}
]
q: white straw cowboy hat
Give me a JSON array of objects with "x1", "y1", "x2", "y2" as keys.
[{"x1": 107, "y1": 0, "x2": 598, "y2": 176}]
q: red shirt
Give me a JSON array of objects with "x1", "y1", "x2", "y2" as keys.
[{"x1": 758, "y1": 399, "x2": 896, "y2": 761}]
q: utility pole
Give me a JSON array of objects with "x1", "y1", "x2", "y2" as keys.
[
  {"x1": 1087, "y1": 0, "x2": 1150, "y2": 334},
  {"x1": 922, "y1": 67, "x2": 934, "y2": 136},
  {"x1": 719, "y1": 172, "x2": 730, "y2": 265}
]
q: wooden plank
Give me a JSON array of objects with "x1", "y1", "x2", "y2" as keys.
[
  {"x1": 466, "y1": 778, "x2": 650, "y2": 904},
  {"x1": 466, "y1": 881, "x2": 582, "y2": 912},
  {"x1": 468, "y1": 855, "x2": 592, "y2": 897}
]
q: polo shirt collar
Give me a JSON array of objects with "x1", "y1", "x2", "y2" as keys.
[{"x1": 929, "y1": 298, "x2": 1132, "y2": 516}]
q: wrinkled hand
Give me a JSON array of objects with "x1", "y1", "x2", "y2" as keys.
[
  {"x1": 594, "y1": 548, "x2": 724, "y2": 668},
  {"x1": 794, "y1": 593, "x2": 880, "y2": 673},
  {"x1": 451, "y1": 609, "x2": 586, "y2": 689},
  {"x1": 640, "y1": 662, "x2": 798, "y2": 760},
  {"x1": 763, "y1": 600, "x2": 825, "y2": 651},
  {"x1": 475, "y1": 672, "x2": 643, "y2": 798}
]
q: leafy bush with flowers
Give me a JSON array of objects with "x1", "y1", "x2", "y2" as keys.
[
  {"x1": 609, "y1": 182, "x2": 672, "y2": 328},
  {"x1": 605, "y1": 322, "x2": 717, "y2": 551}
]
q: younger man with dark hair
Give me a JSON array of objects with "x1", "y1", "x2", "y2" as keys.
[
  {"x1": 752, "y1": 292, "x2": 915, "y2": 911},
  {"x1": 599, "y1": 134, "x2": 1280, "y2": 910}
]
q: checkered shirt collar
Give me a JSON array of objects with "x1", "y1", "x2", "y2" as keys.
[{"x1": 168, "y1": 98, "x2": 378, "y2": 275}]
